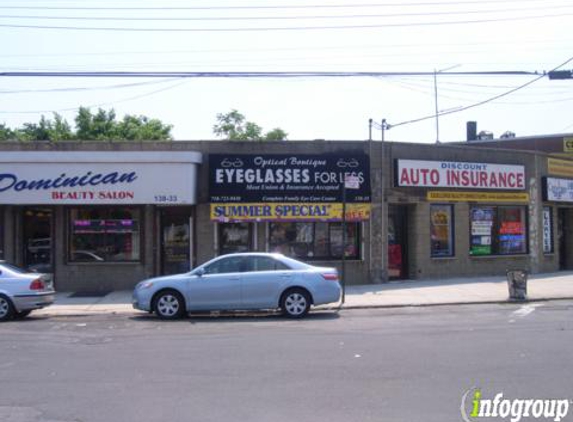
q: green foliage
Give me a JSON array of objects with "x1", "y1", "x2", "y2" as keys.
[
  {"x1": 0, "y1": 107, "x2": 173, "y2": 142},
  {"x1": 213, "y1": 109, "x2": 288, "y2": 141}
]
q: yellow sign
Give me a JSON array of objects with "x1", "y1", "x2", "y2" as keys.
[
  {"x1": 427, "y1": 192, "x2": 529, "y2": 202},
  {"x1": 564, "y1": 138, "x2": 573, "y2": 153},
  {"x1": 210, "y1": 203, "x2": 371, "y2": 222},
  {"x1": 548, "y1": 157, "x2": 573, "y2": 177}
]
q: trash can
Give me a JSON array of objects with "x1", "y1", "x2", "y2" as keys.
[{"x1": 506, "y1": 269, "x2": 528, "y2": 301}]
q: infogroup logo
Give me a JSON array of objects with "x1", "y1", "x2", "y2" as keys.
[{"x1": 461, "y1": 388, "x2": 571, "y2": 422}]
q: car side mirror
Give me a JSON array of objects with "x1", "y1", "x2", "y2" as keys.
[{"x1": 195, "y1": 267, "x2": 206, "y2": 277}]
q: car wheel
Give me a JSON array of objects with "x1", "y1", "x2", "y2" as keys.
[
  {"x1": 0, "y1": 295, "x2": 15, "y2": 322},
  {"x1": 14, "y1": 310, "x2": 32, "y2": 319},
  {"x1": 153, "y1": 290, "x2": 186, "y2": 320},
  {"x1": 281, "y1": 288, "x2": 311, "y2": 318}
]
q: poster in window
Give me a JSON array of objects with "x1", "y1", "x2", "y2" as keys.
[
  {"x1": 430, "y1": 205, "x2": 453, "y2": 257},
  {"x1": 470, "y1": 207, "x2": 493, "y2": 255}
]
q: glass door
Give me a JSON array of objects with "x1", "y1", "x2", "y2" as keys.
[
  {"x1": 160, "y1": 208, "x2": 192, "y2": 275},
  {"x1": 23, "y1": 207, "x2": 53, "y2": 273}
]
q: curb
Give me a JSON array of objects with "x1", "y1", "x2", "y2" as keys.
[{"x1": 34, "y1": 296, "x2": 573, "y2": 318}]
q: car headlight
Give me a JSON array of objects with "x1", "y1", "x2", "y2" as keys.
[{"x1": 138, "y1": 280, "x2": 155, "y2": 289}]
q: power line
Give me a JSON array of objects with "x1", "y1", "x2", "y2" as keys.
[
  {"x1": 0, "y1": 12, "x2": 570, "y2": 31},
  {"x1": 0, "y1": 0, "x2": 562, "y2": 10},
  {"x1": 388, "y1": 55, "x2": 573, "y2": 128},
  {"x1": 0, "y1": 79, "x2": 187, "y2": 114},
  {"x1": 0, "y1": 70, "x2": 540, "y2": 78},
  {"x1": 0, "y1": 78, "x2": 179, "y2": 94},
  {"x1": 2, "y1": 4, "x2": 572, "y2": 21}
]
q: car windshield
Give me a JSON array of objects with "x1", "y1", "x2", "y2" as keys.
[{"x1": 0, "y1": 262, "x2": 29, "y2": 274}]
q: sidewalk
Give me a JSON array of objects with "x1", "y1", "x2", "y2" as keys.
[{"x1": 34, "y1": 271, "x2": 573, "y2": 317}]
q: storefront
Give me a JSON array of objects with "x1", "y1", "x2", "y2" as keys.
[
  {"x1": 1, "y1": 139, "x2": 570, "y2": 288},
  {"x1": 208, "y1": 152, "x2": 371, "y2": 276},
  {"x1": 390, "y1": 156, "x2": 533, "y2": 279},
  {"x1": 0, "y1": 151, "x2": 202, "y2": 291}
]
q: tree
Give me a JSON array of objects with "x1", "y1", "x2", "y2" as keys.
[
  {"x1": 0, "y1": 107, "x2": 173, "y2": 142},
  {"x1": 213, "y1": 109, "x2": 288, "y2": 141}
]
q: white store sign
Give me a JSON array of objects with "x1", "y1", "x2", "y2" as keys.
[
  {"x1": 0, "y1": 151, "x2": 202, "y2": 205},
  {"x1": 544, "y1": 177, "x2": 573, "y2": 202},
  {"x1": 396, "y1": 159, "x2": 525, "y2": 190}
]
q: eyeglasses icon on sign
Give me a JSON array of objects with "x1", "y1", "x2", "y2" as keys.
[
  {"x1": 336, "y1": 158, "x2": 359, "y2": 168},
  {"x1": 221, "y1": 158, "x2": 244, "y2": 168}
]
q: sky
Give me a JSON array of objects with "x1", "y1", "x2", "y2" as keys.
[{"x1": 1, "y1": 0, "x2": 572, "y2": 143}]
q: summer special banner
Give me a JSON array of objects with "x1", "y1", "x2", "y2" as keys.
[
  {"x1": 210, "y1": 203, "x2": 371, "y2": 222},
  {"x1": 209, "y1": 153, "x2": 371, "y2": 203}
]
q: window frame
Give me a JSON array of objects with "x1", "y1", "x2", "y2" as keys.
[{"x1": 68, "y1": 206, "x2": 143, "y2": 263}]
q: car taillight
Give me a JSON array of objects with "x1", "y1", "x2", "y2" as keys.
[
  {"x1": 30, "y1": 278, "x2": 45, "y2": 290},
  {"x1": 321, "y1": 272, "x2": 339, "y2": 281}
]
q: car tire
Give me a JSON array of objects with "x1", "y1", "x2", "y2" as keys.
[
  {"x1": 14, "y1": 310, "x2": 32, "y2": 319},
  {"x1": 281, "y1": 288, "x2": 311, "y2": 318},
  {"x1": 153, "y1": 290, "x2": 186, "y2": 320},
  {"x1": 0, "y1": 295, "x2": 15, "y2": 322}
]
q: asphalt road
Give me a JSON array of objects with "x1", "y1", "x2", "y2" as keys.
[{"x1": 1, "y1": 301, "x2": 572, "y2": 422}]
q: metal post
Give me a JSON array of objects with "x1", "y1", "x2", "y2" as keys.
[
  {"x1": 341, "y1": 181, "x2": 347, "y2": 304},
  {"x1": 434, "y1": 69, "x2": 440, "y2": 144},
  {"x1": 380, "y1": 119, "x2": 388, "y2": 283},
  {"x1": 368, "y1": 118, "x2": 373, "y2": 142}
]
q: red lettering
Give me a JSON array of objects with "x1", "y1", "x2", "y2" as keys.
[
  {"x1": 516, "y1": 173, "x2": 524, "y2": 188},
  {"x1": 480, "y1": 171, "x2": 488, "y2": 187},
  {"x1": 400, "y1": 168, "x2": 411, "y2": 185},
  {"x1": 430, "y1": 170, "x2": 440, "y2": 185}
]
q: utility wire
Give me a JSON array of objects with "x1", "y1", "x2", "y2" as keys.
[
  {"x1": 388, "y1": 55, "x2": 573, "y2": 129},
  {"x1": 0, "y1": 12, "x2": 570, "y2": 31},
  {"x1": 2, "y1": 4, "x2": 572, "y2": 21},
  {"x1": 0, "y1": 70, "x2": 540, "y2": 78},
  {"x1": 0, "y1": 78, "x2": 179, "y2": 94},
  {"x1": 0, "y1": 0, "x2": 562, "y2": 10}
]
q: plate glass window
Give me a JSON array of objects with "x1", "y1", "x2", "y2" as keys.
[
  {"x1": 218, "y1": 223, "x2": 253, "y2": 254},
  {"x1": 430, "y1": 204, "x2": 454, "y2": 257},
  {"x1": 69, "y1": 207, "x2": 141, "y2": 262},
  {"x1": 269, "y1": 222, "x2": 360, "y2": 260},
  {"x1": 469, "y1": 206, "x2": 527, "y2": 256}
]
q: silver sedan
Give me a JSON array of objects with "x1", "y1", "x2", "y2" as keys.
[
  {"x1": 0, "y1": 261, "x2": 55, "y2": 321},
  {"x1": 133, "y1": 253, "x2": 341, "y2": 319}
]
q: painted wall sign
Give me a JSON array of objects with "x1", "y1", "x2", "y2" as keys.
[
  {"x1": 564, "y1": 138, "x2": 573, "y2": 153},
  {"x1": 209, "y1": 153, "x2": 371, "y2": 204},
  {"x1": 427, "y1": 192, "x2": 530, "y2": 202},
  {"x1": 543, "y1": 177, "x2": 573, "y2": 202},
  {"x1": 548, "y1": 157, "x2": 573, "y2": 177},
  {"x1": 210, "y1": 203, "x2": 371, "y2": 222},
  {"x1": 396, "y1": 160, "x2": 525, "y2": 190},
  {"x1": 0, "y1": 152, "x2": 201, "y2": 205}
]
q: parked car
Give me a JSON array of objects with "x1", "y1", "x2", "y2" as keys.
[
  {"x1": 0, "y1": 261, "x2": 55, "y2": 321},
  {"x1": 133, "y1": 253, "x2": 341, "y2": 319}
]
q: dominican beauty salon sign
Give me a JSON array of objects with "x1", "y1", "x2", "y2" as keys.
[
  {"x1": 0, "y1": 151, "x2": 202, "y2": 205},
  {"x1": 395, "y1": 159, "x2": 526, "y2": 190}
]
